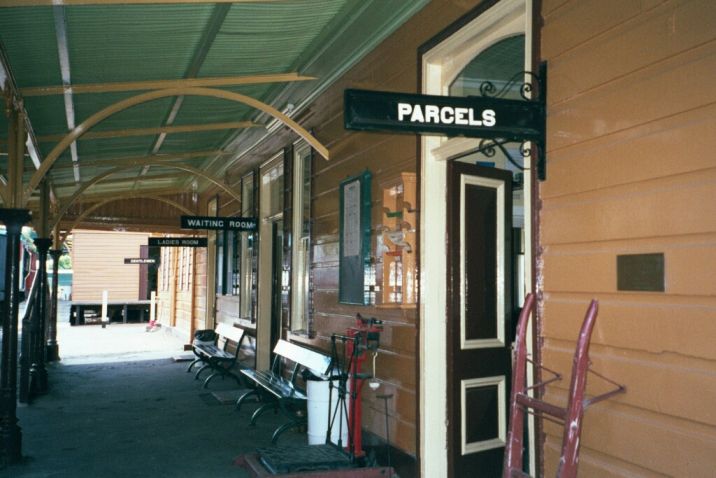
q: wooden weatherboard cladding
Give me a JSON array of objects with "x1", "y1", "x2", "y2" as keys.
[{"x1": 616, "y1": 253, "x2": 664, "y2": 292}]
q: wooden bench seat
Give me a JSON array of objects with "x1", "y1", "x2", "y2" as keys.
[
  {"x1": 187, "y1": 323, "x2": 247, "y2": 389},
  {"x1": 236, "y1": 339, "x2": 332, "y2": 444}
]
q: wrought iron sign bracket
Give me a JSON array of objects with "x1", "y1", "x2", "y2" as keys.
[
  {"x1": 468, "y1": 62, "x2": 547, "y2": 180},
  {"x1": 344, "y1": 62, "x2": 548, "y2": 180}
]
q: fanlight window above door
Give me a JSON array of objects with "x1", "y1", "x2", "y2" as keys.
[{"x1": 449, "y1": 34, "x2": 525, "y2": 100}]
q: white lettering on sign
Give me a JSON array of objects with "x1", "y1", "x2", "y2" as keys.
[
  {"x1": 186, "y1": 218, "x2": 224, "y2": 228},
  {"x1": 396, "y1": 102, "x2": 496, "y2": 128},
  {"x1": 482, "y1": 109, "x2": 496, "y2": 127},
  {"x1": 455, "y1": 107, "x2": 469, "y2": 125},
  {"x1": 228, "y1": 219, "x2": 256, "y2": 229},
  {"x1": 410, "y1": 105, "x2": 424, "y2": 123},
  {"x1": 398, "y1": 103, "x2": 412, "y2": 121}
]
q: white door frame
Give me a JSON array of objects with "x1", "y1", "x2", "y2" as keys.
[{"x1": 419, "y1": 1, "x2": 534, "y2": 475}]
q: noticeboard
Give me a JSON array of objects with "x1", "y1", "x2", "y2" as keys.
[{"x1": 339, "y1": 171, "x2": 372, "y2": 305}]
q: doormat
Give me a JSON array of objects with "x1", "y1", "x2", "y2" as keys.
[{"x1": 256, "y1": 445, "x2": 353, "y2": 474}]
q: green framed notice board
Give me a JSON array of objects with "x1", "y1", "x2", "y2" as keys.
[{"x1": 339, "y1": 171, "x2": 372, "y2": 305}]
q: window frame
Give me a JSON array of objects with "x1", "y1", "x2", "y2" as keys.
[
  {"x1": 239, "y1": 171, "x2": 256, "y2": 320},
  {"x1": 289, "y1": 141, "x2": 313, "y2": 335}
]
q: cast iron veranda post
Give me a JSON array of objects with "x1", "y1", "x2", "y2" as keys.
[
  {"x1": 0, "y1": 208, "x2": 32, "y2": 465},
  {"x1": 46, "y1": 248, "x2": 62, "y2": 362},
  {"x1": 31, "y1": 238, "x2": 52, "y2": 395}
]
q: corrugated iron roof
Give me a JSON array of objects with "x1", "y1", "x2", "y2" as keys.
[{"x1": 0, "y1": 0, "x2": 429, "y2": 230}]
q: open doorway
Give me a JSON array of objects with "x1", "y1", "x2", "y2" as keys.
[{"x1": 419, "y1": 1, "x2": 536, "y2": 476}]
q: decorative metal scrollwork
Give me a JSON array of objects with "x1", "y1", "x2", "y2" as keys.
[
  {"x1": 519, "y1": 141, "x2": 533, "y2": 158},
  {"x1": 477, "y1": 138, "x2": 499, "y2": 158},
  {"x1": 467, "y1": 63, "x2": 547, "y2": 180},
  {"x1": 478, "y1": 70, "x2": 542, "y2": 101},
  {"x1": 474, "y1": 138, "x2": 533, "y2": 171}
]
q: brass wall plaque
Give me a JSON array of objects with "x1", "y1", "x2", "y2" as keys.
[{"x1": 617, "y1": 253, "x2": 664, "y2": 292}]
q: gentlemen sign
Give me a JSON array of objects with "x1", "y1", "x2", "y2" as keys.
[
  {"x1": 344, "y1": 88, "x2": 544, "y2": 142},
  {"x1": 148, "y1": 237, "x2": 208, "y2": 247},
  {"x1": 124, "y1": 258, "x2": 156, "y2": 265},
  {"x1": 180, "y1": 215, "x2": 257, "y2": 231}
]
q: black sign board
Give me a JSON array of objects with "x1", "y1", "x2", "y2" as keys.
[
  {"x1": 180, "y1": 215, "x2": 258, "y2": 231},
  {"x1": 148, "y1": 237, "x2": 208, "y2": 247},
  {"x1": 344, "y1": 88, "x2": 544, "y2": 142},
  {"x1": 124, "y1": 258, "x2": 157, "y2": 265}
]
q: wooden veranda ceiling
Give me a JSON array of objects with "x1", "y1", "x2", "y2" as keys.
[{"x1": 0, "y1": 0, "x2": 429, "y2": 232}]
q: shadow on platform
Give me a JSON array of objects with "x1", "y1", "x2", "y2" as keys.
[{"x1": 10, "y1": 355, "x2": 305, "y2": 477}]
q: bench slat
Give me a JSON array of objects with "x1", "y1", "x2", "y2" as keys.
[
  {"x1": 195, "y1": 344, "x2": 233, "y2": 360},
  {"x1": 241, "y1": 369, "x2": 305, "y2": 400},
  {"x1": 273, "y1": 340, "x2": 332, "y2": 376},
  {"x1": 214, "y1": 322, "x2": 245, "y2": 344}
]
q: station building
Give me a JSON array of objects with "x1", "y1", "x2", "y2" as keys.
[{"x1": 0, "y1": 0, "x2": 714, "y2": 476}]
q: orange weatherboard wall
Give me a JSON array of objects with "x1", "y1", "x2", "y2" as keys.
[{"x1": 539, "y1": 0, "x2": 716, "y2": 476}]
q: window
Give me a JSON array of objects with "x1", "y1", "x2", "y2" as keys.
[
  {"x1": 179, "y1": 248, "x2": 186, "y2": 291},
  {"x1": 224, "y1": 230, "x2": 235, "y2": 295},
  {"x1": 216, "y1": 229, "x2": 224, "y2": 295},
  {"x1": 290, "y1": 142, "x2": 312, "y2": 333},
  {"x1": 181, "y1": 248, "x2": 193, "y2": 292},
  {"x1": 449, "y1": 35, "x2": 525, "y2": 100},
  {"x1": 161, "y1": 248, "x2": 171, "y2": 292},
  {"x1": 239, "y1": 172, "x2": 256, "y2": 320},
  {"x1": 230, "y1": 231, "x2": 240, "y2": 296}
]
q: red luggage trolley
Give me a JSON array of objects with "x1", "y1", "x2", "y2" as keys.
[{"x1": 503, "y1": 294, "x2": 626, "y2": 478}]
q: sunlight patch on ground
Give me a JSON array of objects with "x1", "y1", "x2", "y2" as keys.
[{"x1": 57, "y1": 322, "x2": 186, "y2": 365}]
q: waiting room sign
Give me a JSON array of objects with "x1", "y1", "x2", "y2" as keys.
[{"x1": 180, "y1": 215, "x2": 258, "y2": 231}]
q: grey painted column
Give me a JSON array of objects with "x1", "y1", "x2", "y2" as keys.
[
  {"x1": 46, "y1": 248, "x2": 62, "y2": 362},
  {"x1": 0, "y1": 208, "x2": 32, "y2": 465}
]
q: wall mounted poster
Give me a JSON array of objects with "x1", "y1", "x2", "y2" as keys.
[{"x1": 339, "y1": 171, "x2": 372, "y2": 304}]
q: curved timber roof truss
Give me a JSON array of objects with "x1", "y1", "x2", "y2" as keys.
[{"x1": 0, "y1": 0, "x2": 429, "y2": 232}]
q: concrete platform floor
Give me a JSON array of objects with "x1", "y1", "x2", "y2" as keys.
[{"x1": 6, "y1": 323, "x2": 308, "y2": 477}]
